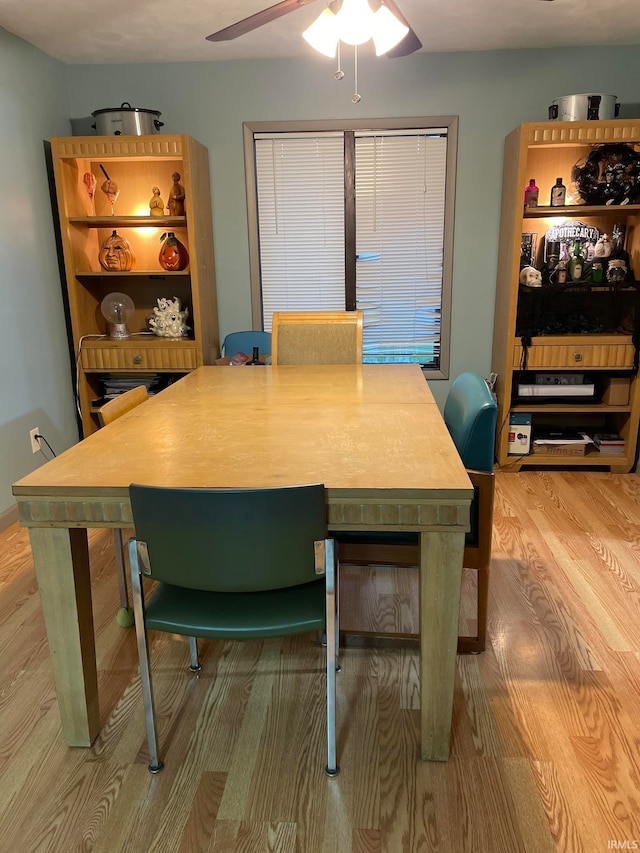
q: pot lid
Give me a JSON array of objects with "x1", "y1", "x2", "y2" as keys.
[{"x1": 91, "y1": 102, "x2": 161, "y2": 117}]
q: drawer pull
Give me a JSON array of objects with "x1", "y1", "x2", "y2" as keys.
[
  {"x1": 133, "y1": 355, "x2": 142, "y2": 364},
  {"x1": 573, "y1": 353, "x2": 582, "y2": 362}
]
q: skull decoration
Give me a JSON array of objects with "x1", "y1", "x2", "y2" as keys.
[
  {"x1": 149, "y1": 297, "x2": 190, "y2": 338},
  {"x1": 519, "y1": 265, "x2": 542, "y2": 288}
]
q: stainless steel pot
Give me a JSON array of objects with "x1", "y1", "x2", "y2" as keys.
[
  {"x1": 548, "y1": 94, "x2": 620, "y2": 122},
  {"x1": 91, "y1": 102, "x2": 164, "y2": 135}
]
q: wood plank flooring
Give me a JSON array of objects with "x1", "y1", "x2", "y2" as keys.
[{"x1": 1, "y1": 471, "x2": 640, "y2": 851}]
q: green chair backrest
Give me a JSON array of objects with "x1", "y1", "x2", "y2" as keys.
[
  {"x1": 443, "y1": 372, "x2": 497, "y2": 473},
  {"x1": 129, "y1": 483, "x2": 327, "y2": 592},
  {"x1": 221, "y1": 330, "x2": 272, "y2": 357}
]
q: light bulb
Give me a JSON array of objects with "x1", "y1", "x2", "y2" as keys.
[
  {"x1": 303, "y1": 8, "x2": 339, "y2": 57},
  {"x1": 100, "y1": 292, "x2": 135, "y2": 339},
  {"x1": 335, "y1": 0, "x2": 375, "y2": 46},
  {"x1": 371, "y1": 5, "x2": 409, "y2": 55}
]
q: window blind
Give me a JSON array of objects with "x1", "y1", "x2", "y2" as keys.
[
  {"x1": 255, "y1": 134, "x2": 345, "y2": 332},
  {"x1": 252, "y1": 126, "x2": 451, "y2": 368},
  {"x1": 355, "y1": 133, "x2": 447, "y2": 366}
]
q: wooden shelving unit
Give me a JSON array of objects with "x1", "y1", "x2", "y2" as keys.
[
  {"x1": 491, "y1": 120, "x2": 640, "y2": 473},
  {"x1": 50, "y1": 135, "x2": 219, "y2": 436}
]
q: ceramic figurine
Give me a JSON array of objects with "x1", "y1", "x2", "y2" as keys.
[
  {"x1": 594, "y1": 234, "x2": 612, "y2": 259},
  {"x1": 167, "y1": 172, "x2": 186, "y2": 216},
  {"x1": 158, "y1": 231, "x2": 189, "y2": 271},
  {"x1": 149, "y1": 296, "x2": 190, "y2": 338},
  {"x1": 83, "y1": 172, "x2": 97, "y2": 215},
  {"x1": 149, "y1": 186, "x2": 165, "y2": 217},
  {"x1": 518, "y1": 265, "x2": 542, "y2": 288},
  {"x1": 98, "y1": 230, "x2": 135, "y2": 271}
]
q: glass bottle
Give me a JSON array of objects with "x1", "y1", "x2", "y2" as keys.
[
  {"x1": 550, "y1": 177, "x2": 566, "y2": 207},
  {"x1": 555, "y1": 260, "x2": 567, "y2": 284},
  {"x1": 567, "y1": 241, "x2": 585, "y2": 282},
  {"x1": 524, "y1": 179, "x2": 539, "y2": 208},
  {"x1": 591, "y1": 262, "x2": 603, "y2": 283},
  {"x1": 246, "y1": 346, "x2": 264, "y2": 365}
]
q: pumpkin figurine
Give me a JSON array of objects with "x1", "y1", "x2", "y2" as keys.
[
  {"x1": 99, "y1": 230, "x2": 136, "y2": 272},
  {"x1": 158, "y1": 231, "x2": 189, "y2": 271}
]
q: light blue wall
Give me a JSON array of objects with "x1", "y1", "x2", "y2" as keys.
[
  {"x1": 0, "y1": 29, "x2": 78, "y2": 518},
  {"x1": 64, "y1": 46, "x2": 640, "y2": 410},
  {"x1": 3, "y1": 37, "x2": 640, "y2": 515}
]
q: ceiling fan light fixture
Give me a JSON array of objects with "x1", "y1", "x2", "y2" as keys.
[
  {"x1": 302, "y1": 7, "x2": 339, "y2": 57},
  {"x1": 334, "y1": 0, "x2": 376, "y2": 46},
  {"x1": 371, "y1": 5, "x2": 409, "y2": 55}
]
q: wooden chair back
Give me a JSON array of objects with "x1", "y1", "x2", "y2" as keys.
[
  {"x1": 271, "y1": 311, "x2": 363, "y2": 365},
  {"x1": 98, "y1": 385, "x2": 149, "y2": 427}
]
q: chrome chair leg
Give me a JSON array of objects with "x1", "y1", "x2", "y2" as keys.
[
  {"x1": 129, "y1": 539, "x2": 163, "y2": 774},
  {"x1": 113, "y1": 529, "x2": 134, "y2": 627},
  {"x1": 113, "y1": 529, "x2": 129, "y2": 608},
  {"x1": 325, "y1": 538, "x2": 339, "y2": 777},
  {"x1": 189, "y1": 636, "x2": 202, "y2": 672}
]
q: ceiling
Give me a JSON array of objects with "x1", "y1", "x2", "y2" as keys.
[{"x1": 2, "y1": 0, "x2": 640, "y2": 65}]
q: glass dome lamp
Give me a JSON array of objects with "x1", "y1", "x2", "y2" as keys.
[{"x1": 101, "y1": 292, "x2": 135, "y2": 339}]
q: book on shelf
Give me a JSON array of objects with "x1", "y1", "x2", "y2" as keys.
[
  {"x1": 533, "y1": 429, "x2": 591, "y2": 445},
  {"x1": 592, "y1": 433, "x2": 625, "y2": 452},
  {"x1": 531, "y1": 429, "x2": 593, "y2": 457}
]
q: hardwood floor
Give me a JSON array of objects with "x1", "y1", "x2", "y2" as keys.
[{"x1": 1, "y1": 471, "x2": 640, "y2": 851}]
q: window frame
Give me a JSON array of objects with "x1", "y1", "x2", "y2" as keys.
[{"x1": 243, "y1": 116, "x2": 458, "y2": 379}]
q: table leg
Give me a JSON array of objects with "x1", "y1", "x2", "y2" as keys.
[
  {"x1": 419, "y1": 529, "x2": 465, "y2": 761},
  {"x1": 29, "y1": 526, "x2": 99, "y2": 746}
]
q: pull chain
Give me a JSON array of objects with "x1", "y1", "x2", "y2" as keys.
[
  {"x1": 334, "y1": 40, "x2": 344, "y2": 80},
  {"x1": 352, "y1": 44, "x2": 361, "y2": 103}
]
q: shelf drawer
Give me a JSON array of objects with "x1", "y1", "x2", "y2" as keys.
[
  {"x1": 512, "y1": 342, "x2": 636, "y2": 370},
  {"x1": 81, "y1": 345, "x2": 198, "y2": 371}
]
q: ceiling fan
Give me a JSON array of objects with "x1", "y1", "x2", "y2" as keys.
[{"x1": 206, "y1": 0, "x2": 422, "y2": 59}]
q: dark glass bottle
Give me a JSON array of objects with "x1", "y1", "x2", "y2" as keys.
[
  {"x1": 246, "y1": 346, "x2": 264, "y2": 365},
  {"x1": 550, "y1": 177, "x2": 566, "y2": 207},
  {"x1": 567, "y1": 242, "x2": 585, "y2": 282}
]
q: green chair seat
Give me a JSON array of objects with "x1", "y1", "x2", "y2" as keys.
[{"x1": 145, "y1": 579, "x2": 326, "y2": 639}]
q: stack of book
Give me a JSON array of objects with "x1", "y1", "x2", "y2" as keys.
[
  {"x1": 98, "y1": 374, "x2": 165, "y2": 402},
  {"x1": 593, "y1": 433, "x2": 625, "y2": 454}
]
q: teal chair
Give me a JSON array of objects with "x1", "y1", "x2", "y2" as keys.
[
  {"x1": 128, "y1": 483, "x2": 339, "y2": 776},
  {"x1": 221, "y1": 330, "x2": 272, "y2": 358},
  {"x1": 335, "y1": 372, "x2": 497, "y2": 654}
]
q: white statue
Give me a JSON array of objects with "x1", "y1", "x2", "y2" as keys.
[
  {"x1": 519, "y1": 265, "x2": 542, "y2": 288},
  {"x1": 149, "y1": 297, "x2": 190, "y2": 338},
  {"x1": 594, "y1": 234, "x2": 612, "y2": 258}
]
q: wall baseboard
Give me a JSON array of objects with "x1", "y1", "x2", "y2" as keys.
[{"x1": 0, "y1": 504, "x2": 19, "y2": 532}]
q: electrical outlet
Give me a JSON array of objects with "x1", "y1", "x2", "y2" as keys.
[{"x1": 30, "y1": 427, "x2": 40, "y2": 454}]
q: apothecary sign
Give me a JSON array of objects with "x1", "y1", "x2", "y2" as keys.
[
  {"x1": 544, "y1": 220, "x2": 601, "y2": 264},
  {"x1": 545, "y1": 221, "x2": 600, "y2": 245}
]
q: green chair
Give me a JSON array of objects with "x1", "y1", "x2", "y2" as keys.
[
  {"x1": 221, "y1": 330, "x2": 272, "y2": 358},
  {"x1": 335, "y1": 371, "x2": 497, "y2": 654},
  {"x1": 128, "y1": 483, "x2": 340, "y2": 776}
]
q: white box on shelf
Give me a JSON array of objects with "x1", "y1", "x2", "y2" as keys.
[
  {"x1": 508, "y1": 412, "x2": 532, "y2": 455},
  {"x1": 517, "y1": 384, "x2": 595, "y2": 397}
]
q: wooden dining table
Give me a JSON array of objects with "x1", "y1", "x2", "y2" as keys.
[{"x1": 12, "y1": 364, "x2": 472, "y2": 761}]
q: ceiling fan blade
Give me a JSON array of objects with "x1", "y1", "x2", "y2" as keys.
[
  {"x1": 207, "y1": 0, "x2": 318, "y2": 42},
  {"x1": 381, "y1": 0, "x2": 422, "y2": 57}
]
